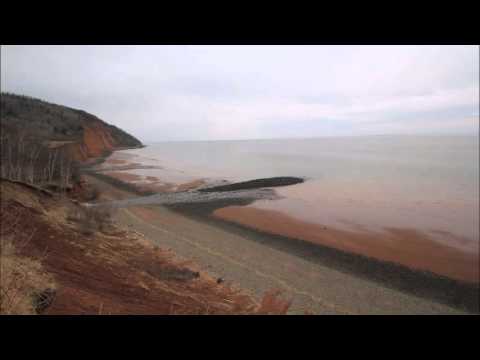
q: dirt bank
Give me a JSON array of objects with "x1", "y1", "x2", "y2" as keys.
[{"x1": 0, "y1": 179, "x2": 264, "y2": 314}]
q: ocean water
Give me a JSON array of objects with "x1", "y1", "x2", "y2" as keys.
[{"x1": 112, "y1": 135, "x2": 479, "y2": 252}]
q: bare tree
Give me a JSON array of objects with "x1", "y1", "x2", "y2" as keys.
[
  {"x1": 58, "y1": 148, "x2": 72, "y2": 192},
  {"x1": 14, "y1": 131, "x2": 27, "y2": 181},
  {"x1": 46, "y1": 148, "x2": 59, "y2": 184},
  {"x1": 1, "y1": 104, "x2": 76, "y2": 190},
  {"x1": 7, "y1": 135, "x2": 14, "y2": 179},
  {"x1": 25, "y1": 143, "x2": 41, "y2": 184},
  {"x1": 0, "y1": 133, "x2": 8, "y2": 178}
]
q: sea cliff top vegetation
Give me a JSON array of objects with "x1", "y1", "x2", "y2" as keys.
[{"x1": 1, "y1": 92, "x2": 142, "y2": 147}]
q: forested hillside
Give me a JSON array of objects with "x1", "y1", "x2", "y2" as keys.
[
  {"x1": 0, "y1": 92, "x2": 143, "y2": 188},
  {"x1": 1, "y1": 93, "x2": 142, "y2": 148}
]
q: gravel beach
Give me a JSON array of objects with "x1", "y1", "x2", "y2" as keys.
[{"x1": 85, "y1": 174, "x2": 479, "y2": 314}]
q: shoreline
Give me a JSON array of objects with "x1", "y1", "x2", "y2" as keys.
[
  {"x1": 213, "y1": 206, "x2": 479, "y2": 283},
  {"x1": 87, "y1": 159, "x2": 479, "y2": 281},
  {"x1": 83, "y1": 153, "x2": 480, "y2": 313},
  {"x1": 166, "y1": 200, "x2": 479, "y2": 313}
]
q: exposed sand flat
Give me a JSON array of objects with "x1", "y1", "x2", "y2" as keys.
[
  {"x1": 86, "y1": 174, "x2": 478, "y2": 314},
  {"x1": 213, "y1": 206, "x2": 479, "y2": 283},
  {"x1": 100, "y1": 171, "x2": 209, "y2": 194},
  {"x1": 104, "y1": 171, "x2": 144, "y2": 182}
]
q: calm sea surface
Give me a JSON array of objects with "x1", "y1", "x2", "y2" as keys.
[{"x1": 114, "y1": 135, "x2": 479, "y2": 252}]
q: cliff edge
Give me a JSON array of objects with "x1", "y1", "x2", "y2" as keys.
[{"x1": 1, "y1": 93, "x2": 143, "y2": 162}]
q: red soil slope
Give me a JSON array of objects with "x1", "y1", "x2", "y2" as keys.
[
  {"x1": 0, "y1": 180, "x2": 259, "y2": 315},
  {"x1": 66, "y1": 123, "x2": 118, "y2": 162}
]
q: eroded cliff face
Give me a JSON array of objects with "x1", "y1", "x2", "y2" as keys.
[
  {"x1": 1, "y1": 93, "x2": 143, "y2": 164},
  {"x1": 67, "y1": 122, "x2": 130, "y2": 162}
]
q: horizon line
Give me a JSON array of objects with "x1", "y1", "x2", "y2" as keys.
[{"x1": 141, "y1": 132, "x2": 479, "y2": 144}]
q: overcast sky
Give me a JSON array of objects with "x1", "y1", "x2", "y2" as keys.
[{"x1": 1, "y1": 45, "x2": 478, "y2": 142}]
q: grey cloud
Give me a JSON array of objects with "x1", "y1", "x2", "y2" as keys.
[
  {"x1": 297, "y1": 94, "x2": 353, "y2": 106},
  {"x1": 1, "y1": 45, "x2": 478, "y2": 141}
]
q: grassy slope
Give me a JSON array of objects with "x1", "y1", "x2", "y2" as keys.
[{"x1": 0, "y1": 179, "x2": 271, "y2": 314}]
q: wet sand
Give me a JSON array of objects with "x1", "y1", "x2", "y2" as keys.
[
  {"x1": 213, "y1": 206, "x2": 479, "y2": 284},
  {"x1": 83, "y1": 149, "x2": 480, "y2": 313},
  {"x1": 85, "y1": 173, "x2": 479, "y2": 313},
  {"x1": 102, "y1": 170, "x2": 208, "y2": 194},
  {"x1": 104, "y1": 171, "x2": 143, "y2": 182},
  {"x1": 89, "y1": 163, "x2": 480, "y2": 287}
]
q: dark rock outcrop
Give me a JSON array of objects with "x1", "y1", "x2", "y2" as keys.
[{"x1": 199, "y1": 177, "x2": 304, "y2": 192}]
